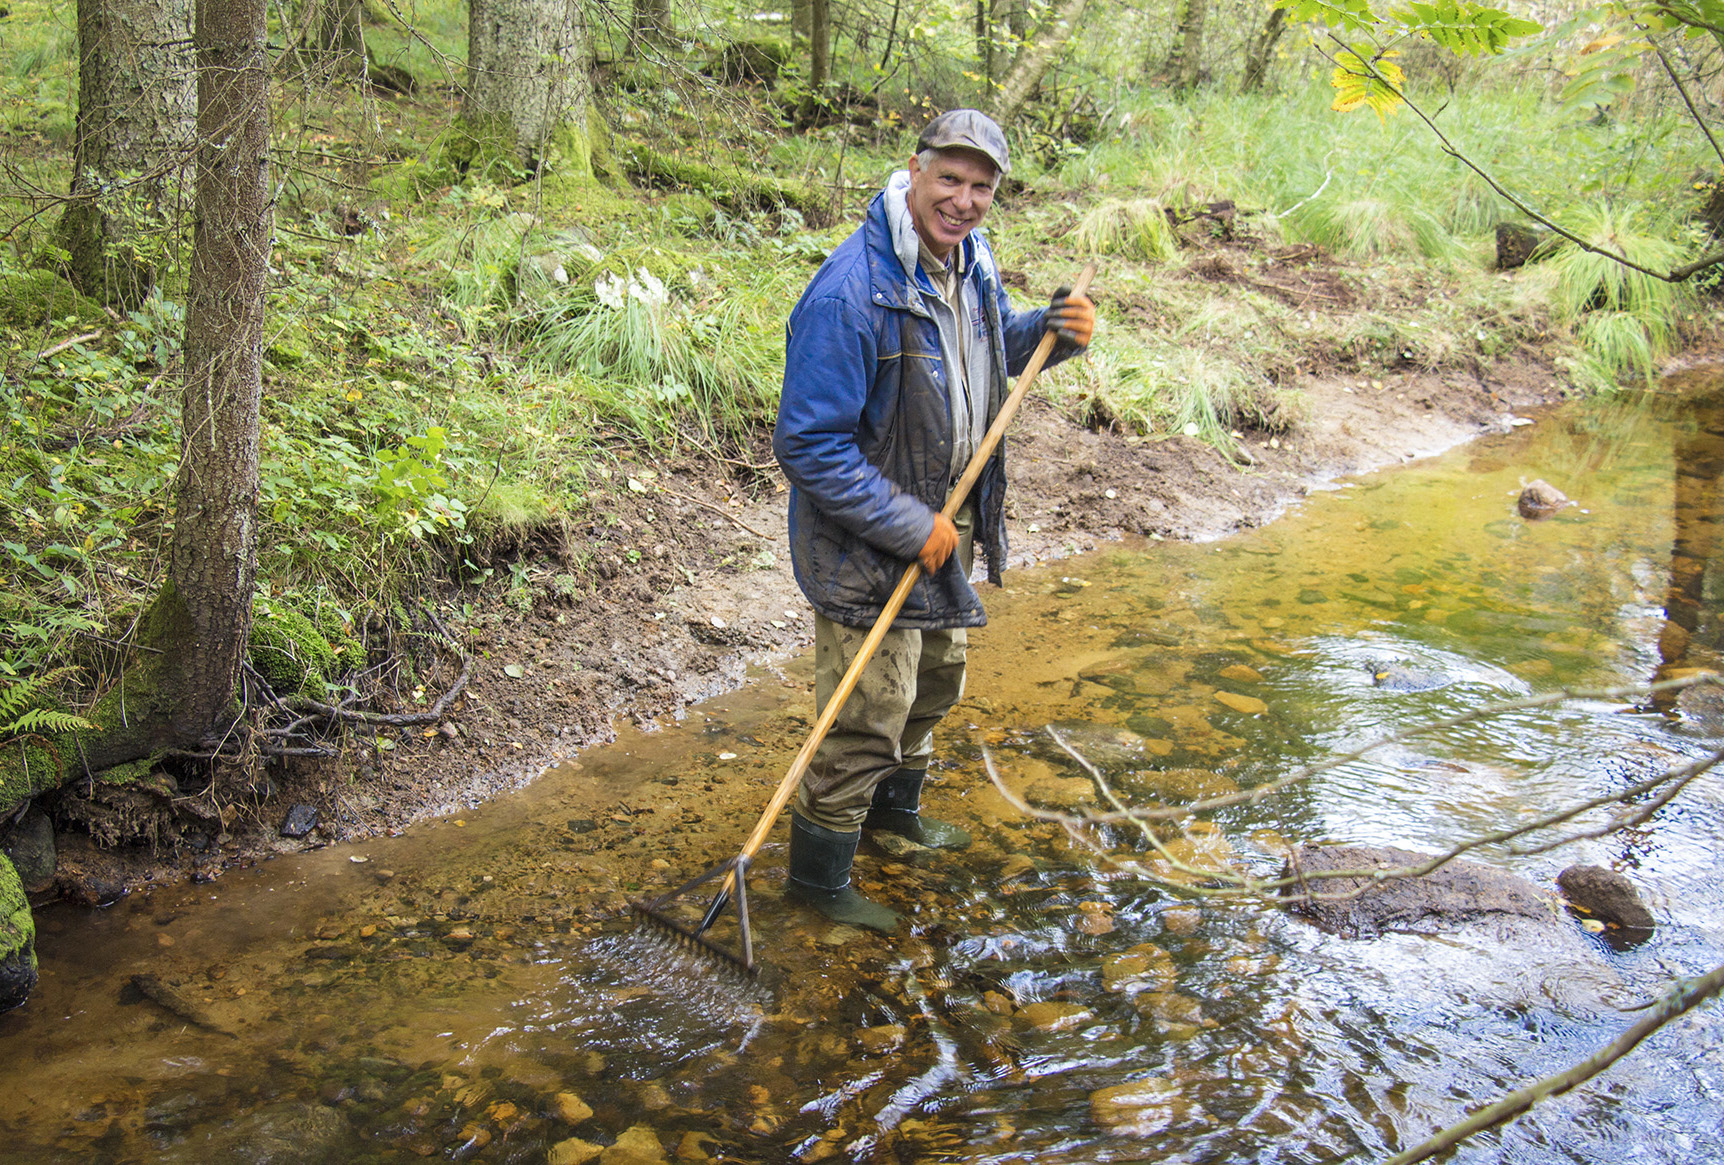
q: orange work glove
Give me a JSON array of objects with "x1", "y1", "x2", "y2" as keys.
[
  {"x1": 919, "y1": 512, "x2": 959, "y2": 575},
  {"x1": 1047, "y1": 285, "x2": 1096, "y2": 346}
]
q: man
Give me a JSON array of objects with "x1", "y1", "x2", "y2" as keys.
[{"x1": 773, "y1": 109, "x2": 1096, "y2": 932}]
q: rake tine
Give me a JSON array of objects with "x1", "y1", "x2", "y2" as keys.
[{"x1": 630, "y1": 854, "x2": 758, "y2": 977}]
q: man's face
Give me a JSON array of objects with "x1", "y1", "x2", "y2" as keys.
[{"x1": 907, "y1": 149, "x2": 997, "y2": 260}]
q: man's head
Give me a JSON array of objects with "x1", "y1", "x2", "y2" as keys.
[{"x1": 907, "y1": 109, "x2": 1009, "y2": 261}]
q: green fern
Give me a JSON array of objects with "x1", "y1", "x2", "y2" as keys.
[{"x1": 0, "y1": 669, "x2": 97, "y2": 738}]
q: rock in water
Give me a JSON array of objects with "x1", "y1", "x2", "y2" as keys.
[
  {"x1": 1282, "y1": 844, "x2": 1553, "y2": 938},
  {"x1": 1557, "y1": 865, "x2": 1656, "y2": 937},
  {"x1": 1369, "y1": 661, "x2": 1451, "y2": 692},
  {"x1": 1517, "y1": 479, "x2": 1571, "y2": 519},
  {"x1": 0, "y1": 854, "x2": 36, "y2": 1012}
]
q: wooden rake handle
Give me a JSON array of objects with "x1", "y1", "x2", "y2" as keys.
[{"x1": 735, "y1": 262, "x2": 1098, "y2": 863}]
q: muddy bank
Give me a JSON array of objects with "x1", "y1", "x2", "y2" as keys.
[
  {"x1": 33, "y1": 350, "x2": 1574, "y2": 902},
  {"x1": 333, "y1": 358, "x2": 1569, "y2": 829}
]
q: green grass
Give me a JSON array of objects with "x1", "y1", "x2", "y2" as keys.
[
  {"x1": 2, "y1": 4, "x2": 1721, "y2": 687},
  {"x1": 1546, "y1": 202, "x2": 1692, "y2": 386}
]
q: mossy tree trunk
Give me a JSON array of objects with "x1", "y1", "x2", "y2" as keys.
[
  {"x1": 466, "y1": 0, "x2": 593, "y2": 174},
  {"x1": 791, "y1": 0, "x2": 810, "y2": 46},
  {"x1": 1240, "y1": 7, "x2": 1285, "y2": 93},
  {"x1": 987, "y1": 0, "x2": 1087, "y2": 125},
  {"x1": 809, "y1": 0, "x2": 831, "y2": 89},
  {"x1": 157, "y1": 0, "x2": 270, "y2": 747},
  {"x1": 57, "y1": 0, "x2": 195, "y2": 311},
  {"x1": 1160, "y1": 0, "x2": 1206, "y2": 89}
]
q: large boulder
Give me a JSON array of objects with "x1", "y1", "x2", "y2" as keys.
[
  {"x1": 0, "y1": 852, "x2": 37, "y2": 1012},
  {"x1": 1281, "y1": 844, "x2": 1554, "y2": 938}
]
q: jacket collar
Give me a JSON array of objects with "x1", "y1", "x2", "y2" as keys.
[{"x1": 866, "y1": 171, "x2": 986, "y2": 314}]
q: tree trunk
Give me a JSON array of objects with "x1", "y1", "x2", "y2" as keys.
[
  {"x1": 466, "y1": 0, "x2": 593, "y2": 173},
  {"x1": 154, "y1": 0, "x2": 271, "y2": 746},
  {"x1": 314, "y1": 0, "x2": 366, "y2": 67},
  {"x1": 1240, "y1": 7, "x2": 1285, "y2": 93},
  {"x1": 987, "y1": 0, "x2": 1087, "y2": 125},
  {"x1": 809, "y1": 0, "x2": 830, "y2": 89},
  {"x1": 1161, "y1": 0, "x2": 1206, "y2": 88},
  {"x1": 791, "y1": 0, "x2": 810, "y2": 46},
  {"x1": 1177, "y1": 0, "x2": 1206, "y2": 88},
  {"x1": 58, "y1": 0, "x2": 196, "y2": 310}
]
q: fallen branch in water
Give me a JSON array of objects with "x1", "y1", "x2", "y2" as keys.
[{"x1": 1386, "y1": 961, "x2": 1724, "y2": 1164}]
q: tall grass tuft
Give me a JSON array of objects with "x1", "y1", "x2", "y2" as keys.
[
  {"x1": 1288, "y1": 193, "x2": 1461, "y2": 263},
  {"x1": 525, "y1": 263, "x2": 783, "y2": 452},
  {"x1": 1547, "y1": 202, "x2": 1690, "y2": 386},
  {"x1": 1075, "y1": 199, "x2": 1179, "y2": 262}
]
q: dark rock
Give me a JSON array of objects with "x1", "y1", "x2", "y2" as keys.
[
  {"x1": 0, "y1": 805, "x2": 56, "y2": 892},
  {"x1": 281, "y1": 804, "x2": 319, "y2": 838},
  {"x1": 1369, "y1": 661, "x2": 1451, "y2": 692},
  {"x1": 1282, "y1": 844, "x2": 1554, "y2": 938},
  {"x1": 1517, "y1": 479, "x2": 1572, "y2": 519},
  {"x1": 0, "y1": 854, "x2": 36, "y2": 1012},
  {"x1": 1495, "y1": 221, "x2": 1554, "y2": 269},
  {"x1": 1557, "y1": 865, "x2": 1656, "y2": 936}
]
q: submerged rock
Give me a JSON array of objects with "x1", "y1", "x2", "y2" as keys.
[
  {"x1": 1517, "y1": 479, "x2": 1572, "y2": 519},
  {"x1": 1282, "y1": 844, "x2": 1554, "y2": 938},
  {"x1": 155, "y1": 1101, "x2": 353, "y2": 1164},
  {"x1": 1369, "y1": 661, "x2": 1452, "y2": 692},
  {"x1": 0, "y1": 853, "x2": 36, "y2": 1012},
  {"x1": 1089, "y1": 1076, "x2": 1192, "y2": 1137},
  {"x1": 1557, "y1": 865, "x2": 1656, "y2": 938}
]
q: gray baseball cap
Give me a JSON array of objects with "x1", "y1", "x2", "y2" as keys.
[{"x1": 917, "y1": 109, "x2": 1010, "y2": 177}]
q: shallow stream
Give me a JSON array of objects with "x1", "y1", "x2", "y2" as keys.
[{"x1": 6, "y1": 384, "x2": 1724, "y2": 1163}]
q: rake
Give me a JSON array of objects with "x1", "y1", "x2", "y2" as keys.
[{"x1": 632, "y1": 264, "x2": 1097, "y2": 977}]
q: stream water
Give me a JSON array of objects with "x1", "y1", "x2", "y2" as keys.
[{"x1": 6, "y1": 384, "x2": 1724, "y2": 1163}]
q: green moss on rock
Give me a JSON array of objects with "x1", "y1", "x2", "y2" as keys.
[
  {"x1": 0, "y1": 853, "x2": 37, "y2": 1013},
  {"x1": 249, "y1": 607, "x2": 338, "y2": 697},
  {"x1": 619, "y1": 143, "x2": 828, "y2": 225},
  {"x1": 0, "y1": 269, "x2": 104, "y2": 330}
]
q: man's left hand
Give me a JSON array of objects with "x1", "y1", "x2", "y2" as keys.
[{"x1": 1047, "y1": 285, "x2": 1095, "y2": 347}]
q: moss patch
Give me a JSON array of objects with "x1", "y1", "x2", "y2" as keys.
[
  {"x1": 619, "y1": 142, "x2": 829, "y2": 225},
  {"x1": 0, "y1": 853, "x2": 37, "y2": 1013},
  {"x1": 0, "y1": 269, "x2": 104, "y2": 330},
  {"x1": 249, "y1": 606, "x2": 339, "y2": 697}
]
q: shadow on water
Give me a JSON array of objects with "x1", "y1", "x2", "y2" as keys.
[{"x1": 8, "y1": 382, "x2": 1724, "y2": 1162}]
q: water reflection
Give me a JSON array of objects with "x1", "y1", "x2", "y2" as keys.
[{"x1": 5, "y1": 387, "x2": 1724, "y2": 1162}]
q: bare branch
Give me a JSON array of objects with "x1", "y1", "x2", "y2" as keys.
[{"x1": 1385, "y1": 961, "x2": 1724, "y2": 1164}]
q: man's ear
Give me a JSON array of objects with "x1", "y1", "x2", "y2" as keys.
[{"x1": 908, "y1": 154, "x2": 922, "y2": 179}]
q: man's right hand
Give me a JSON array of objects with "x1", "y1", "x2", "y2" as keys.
[{"x1": 919, "y1": 513, "x2": 959, "y2": 575}]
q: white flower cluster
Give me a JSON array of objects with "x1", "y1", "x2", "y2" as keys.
[{"x1": 593, "y1": 267, "x2": 669, "y2": 309}]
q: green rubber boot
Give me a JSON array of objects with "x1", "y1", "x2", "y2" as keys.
[
  {"x1": 864, "y1": 767, "x2": 972, "y2": 850},
  {"x1": 784, "y1": 814, "x2": 901, "y2": 933}
]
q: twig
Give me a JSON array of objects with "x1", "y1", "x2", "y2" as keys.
[
  {"x1": 36, "y1": 331, "x2": 104, "y2": 361},
  {"x1": 984, "y1": 676, "x2": 1724, "y2": 901},
  {"x1": 656, "y1": 485, "x2": 776, "y2": 541},
  {"x1": 1650, "y1": 33, "x2": 1724, "y2": 171},
  {"x1": 1385, "y1": 961, "x2": 1724, "y2": 1164}
]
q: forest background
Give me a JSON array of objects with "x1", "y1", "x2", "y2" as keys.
[{"x1": 1, "y1": 0, "x2": 1723, "y2": 968}]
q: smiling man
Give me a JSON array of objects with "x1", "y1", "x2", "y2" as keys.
[{"x1": 773, "y1": 109, "x2": 1096, "y2": 932}]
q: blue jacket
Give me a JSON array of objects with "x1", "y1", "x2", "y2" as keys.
[{"x1": 774, "y1": 189, "x2": 1077, "y2": 630}]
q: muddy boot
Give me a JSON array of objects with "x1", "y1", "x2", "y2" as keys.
[
  {"x1": 864, "y1": 767, "x2": 971, "y2": 850},
  {"x1": 784, "y1": 814, "x2": 900, "y2": 933}
]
